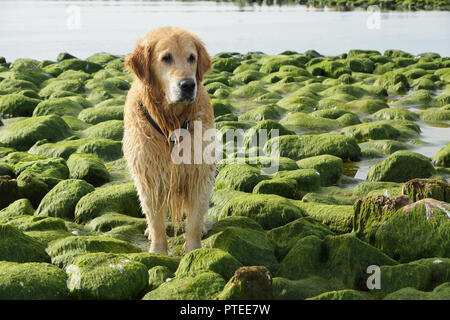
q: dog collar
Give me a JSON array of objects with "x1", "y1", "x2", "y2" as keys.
[{"x1": 139, "y1": 101, "x2": 189, "y2": 144}]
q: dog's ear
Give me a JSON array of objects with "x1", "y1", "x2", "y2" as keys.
[
  {"x1": 125, "y1": 44, "x2": 152, "y2": 83},
  {"x1": 195, "y1": 39, "x2": 211, "y2": 82}
]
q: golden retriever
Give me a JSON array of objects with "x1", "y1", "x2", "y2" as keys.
[{"x1": 123, "y1": 27, "x2": 216, "y2": 254}]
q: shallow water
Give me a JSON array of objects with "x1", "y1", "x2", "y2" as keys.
[{"x1": 0, "y1": 0, "x2": 449, "y2": 61}]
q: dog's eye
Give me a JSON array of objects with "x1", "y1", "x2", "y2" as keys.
[
  {"x1": 188, "y1": 54, "x2": 195, "y2": 64},
  {"x1": 162, "y1": 54, "x2": 173, "y2": 64}
]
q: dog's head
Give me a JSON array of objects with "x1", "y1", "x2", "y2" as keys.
[{"x1": 125, "y1": 27, "x2": 211, "y2": 105}]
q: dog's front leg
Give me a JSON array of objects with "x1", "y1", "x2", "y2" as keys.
[
  {"x1": 139, "y1": 194, "x2": 169, "y2": 255},
  {"x1": 184, "y1": 197, "x2": 208, "y2": 253}
]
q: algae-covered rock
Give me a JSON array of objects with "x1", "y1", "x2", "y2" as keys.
[
  {"x1": 48, "y1": 235, "x2": 143, "y2": 268},
  {"x1": 271, "y1": 168, "x2": 321, "y2": 196},
  {"x1": 264, "y1": 133, "x2": 361, "y2": 162},
  {"x1": 367, "y1": 150, "x2": 436, "y2": 182},
  {"x1": 215, "y1": 266, "x2": 273, "y2": 300},
  {"x1": 372, "y1": 107, "x2": 419, "y2": 121},
  {"x1": 205, "y1": 227, "x2": 277, "y2": 270},
  {"x1": 341, "y1": 121, "x2": 400, "y2": 143},
  {"x1": 280, "y1": 112, "x2": 341, "y2": 132},
  {"x1": 206, "y1": 216, "x2": 263, "y2": 237},
  {"x1": 375, "y1": 199, "x2": 450, "y2": 262},
  {"x1": 308, "y1": 289, "x2": 367, "y2": 300},
  {"x1": 296, "y1": 202, "x2": 354, "y2": 234},
  {"x1": 124, "y1": 252, "x2": 180, "y2": 273},
  {"x1": 252, "y1": 178, "x2": 298, "y2": 199},
  {"x1": 359, "y1": 139, "x2": 410, "y2": 156},
  {"x1": 67, "y1": 153, "x2": 110, "y2": 186},
  {"x1": 175, "y1": 248, "x2": 243, "y2": 281},
  {"x1": 78, "y1": 105, "x2": 124, "y2": 124},
  {"x1": 273, "y1": 276, "x2": 338, "y2": 300},
  {"x1": 383, "y1": 283, "x2": 450, "y2": 300},
  {"x1": 29, "y1": 137, "x2": 123, "y2": 161},
  {"x1": 143, "y1": 271, "x2": 226, "y2": 300},
  {"x1": 16, "y1": 173, "x2": 49, "y2": 207},
  {"x1": 148, "y1": 266, "x2": 174, "y2": 291},
  {"x1": 218, "y1": 193, "x2": 303, "y2": 230},
  {"x1": 36, "y1": 179, "x2": 95, "y2": 220},
  {"x1": 81, "y1": 120, "x2": 124, "y2": 141},
  {"x1": 0, "y1": 224, "x2": 50, "y2": 263},
  {"x1": 14, "y1": 157, "x2": 69, "y2": 184},
  {"x1": 238, "y1": 104, "x2": 285, "y2": 122},
  {"x1": 0, "y1": 261, "x2": 69, "y2": 299},
  {"x1": 32, "y1": 97, "x2": 84, "y2": 117},
  {"x1": 66, "y1": 252, "x2": 148, "y2": 299},
  {"x1": 0, "y1": 115, "x2": 71, "y2": 150},
  {"x1": 0, "y1": 198, "x2": 34, "y2": 219},
  {"x1": 74, "y1": 182, "x2": 141, "y2": 223},
  {"x1": 215, "y1": 164, "x2": 268, "y2": 193},
  {"x1": 432, "y1": 143, "x2": 450, "y2": 167},
  {"x1": 267, "y1": 217, "x2": 334, "y2": 259},
  {"x1": 0, "y1": 93, "x2": 41, "y2": 117},
  {"x1": 402, "y1": 178, "x2": 449, "y2": 202},
  {"x1": 296, "y1": 154, "x2": 343, "y2": 186},
  {"x1": 352, "y1": 194, "x2": 412, "y2": 244},
  {"x1": 0, "y1": 175, "x2": 19, "y2": 209}
]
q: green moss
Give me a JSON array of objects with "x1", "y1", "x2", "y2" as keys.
[
  {"x1": 78, "y1": 105, "x2": 124, "y2": 124},
  {"x1": 204, "y1": 226, "x2": 277, "y2": 270},
  {"x1": 0, "y1": 93, "x2": 41, "y2": 117},
  {"x1": 392, "y1": 89, "x2": 433, "y2": 107},
  {"x1": 372, "y1": 108, "x2": 419, "y2": 121},
  {"x1": 67, "y1": 153, "x2": 110, "y2": 186},
  {"x1": 280, "y1": 112, "x2": 341, "y2": 132},
  {"x1": 86, "y1": 53, "x2": 118, "y2": 66},
  {"x1": 86, "y1": 212, "x2": 145, "y2": 232},
  {"x1": 33, "y1": 97, "x2": 84, "y2": 117},
  {"x1": 432, "y1": 143, "x2": 450, "y2": 167},
  {"x1": 403, "y1": 178, "x2": 449, "y2": 202},
  {"x1": 273, "y1": 276, "x2": 338, "y2": 300},
  {"x1": 0, "y1": 198, "x2": 34, "y2": 219},
  {"x1": 16, "y1": 173, "x2": 49, "y2": 208},
  {"x1": 268, "y1": 217, "x2": 333, "y2": 260},
  {"x1": 0, "y1": 261, "x2": 69, "y2": 299},
  {"x1": 67, "y1": 252, "x2": 148, "y2": 300},
  {"x1": 148, "y1": 266, "x2": 174, "y2": 291},
  {"x1": 47, "y1": 235, "x2": 143, "y2": 268},
  {"x1": 219, "y1": 193, "x2": 303, "y2": 230},
  {"x1": 265, "y1": 133, "x2": 361, "y2": 162},
  {"x1": 206, "y1": 216, "x2": 263, "y2": 237},
  {"x1": 29, "y1": 137, "x2": 123, "y2": 161},
  {"x1": 176, "y1": 248, "x2": 242, "y2": 281},
  {"x1": 383, "y1": 284, "x2": 450, "y2": 300},
  {"x1": 367, "y1": 150, "x2": 436, "y2": 182},
  {"x1": 125, "y1": 252, "x2": 180, "y2": 273},
  {"x1": 232, "y1": 81, "x2": 268, "y2": 98},
  {"x1": 215, "y1": 164, "x2": 269, "y2": 193},
  {"x1": 341, "y1": 121, "x2": 401, "y2": 143},
  {"x1": 212, "y1": 57, "x2": 240, "y2": 72},
  {"x1": 239, "y1": 104, "x2": 286, "y2": 122},
  {"x1": 36, "y1": 179, "x2": 94, "y2": 220},
  {"x1": 375, "y1": 199, "x2": 450, "y2": 262},
  {"x1": 0, "y1": 115, "x2": 72, "y2": 150},
  {"x1": 252, "y1": 178, "x2": 298, "y2": 199},
  {"x1": 420, "y1": 109, "x2": 450, "y2": 121},
  {"x1": 14, "y1": 157, "x2": 69, "y2": 184},
  {"x1": 359, "y1": 139, "x2": 410, "y2": 156},
  {"x1": 81, "y1": 120, "x2": 123, "y2": 141},
  {"x1": 296, "y1": 154, "x2": 343, "y2": 186},
  {"x1": 0, "y1": 224, "x2": 50, "y2": 263},
  {"x1": 215, "y1": 266, "x2": 273, "y2": 300},
  {"x1": 143, "y1": 271, "x2": 225, "y2": 300},
  {"x1": 374, "y1": 71, "x2": 409, "y2": 94},
  {"x1": 74, "y1": 182, "x2": 140, "y2": 223},
  {"x1": 296, "y1": 202, "x2": 354, "y2": 234}
]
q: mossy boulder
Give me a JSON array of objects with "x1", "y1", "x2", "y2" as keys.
[
  {"x1": 29, "y1": 137, "x2": 123, "y2": 161},
  {"x1": 14, "y1": 157, "x2": 69, "y2": 184},
  {"x1": 218, "y1": 193, "x2": 303, "y2": 230},
  {"x1": 206, "y1": 216, "x2": 263, "y2": 237},
  {"x1": 374, "y1": 71, "x2": 409, "y2": 94},
  {"x1": 0, "y1": 261, "x2": 70, "y2": 299},
  {"x1": 86, "y1": 213, "x2": 145, "y2": 233},
  {"x1": 402, "y1": 178, "x2": 449, "y2": 203},
  {"x1": 175, "y1": 248, "x2": 242, "y2": 281},
  {"x1": 273, "y1": 276, "x2": 338, "y2": 300},
  {"x1": 0, "y1": 93, "x2": 41, "y2": 117},
  {"x1": 78, "y1": 105, "x2": 124, "y2": 124},
  {"x1": 67, "y1": 153, "x2": 110, "y2": 186},
  {"x1": 215, "y1": 164, "x2": 268, "y2": 193},
  {"x1": 383, "y1": 283, "x2": 450, "y2": 300},
  {"x1": 264, "y1": 133, "x2": 361, "y2": 162},
  {"x1": 367, "y1": 150, "x2": 436, "y2": 182},
  {"x1": 0, "y1": 198, "x2": 34, "y2": 219},
  {"x1": 147, "y1": 266, "x2": 174, "y2": 291},
  {"x1": 280, "y1": 112, "x2": 341, "y2": 132},
  {"x1": 359, "y1": 139, "x2": 410, "y2": 156},
  {"x1": 420, "y1": 109, "x2": 450, "y2": 121},
  {"x1": 296, "y1": 154, "x2": 343, "y2": 186},
  {"x1": 252, "y1": 178, "x2": 298, "y2": 199},
  {"x1": 372, "y1": 108, "x2": 419, "y2": 121},
  {"x1": 271, "y1": 168, "x2": 321, "y2": 195},
  {"x1": 0, "y1": 175, "x2": 19, "y2": 209},
  {"x1": 204, "y1": 227, "x2": 277, "y2": 270},
  {"x1": 66, "y1": 252, "x2": 148, "y2": 299},
  {"x1": 0, "y1": 115, "x2": 72, "y2": 150},
  {"x1": 296, "y1": 202, "x2": 354, "y2": 234},
  {"x1": 432, "y1": 143, "x2": 450, "y2": 167},
  {"x1": 374, "y1": 199, "x2": 450, "y2": 262},
  {"x1": 32, "y1": 97, "x2": 84, "y2": 117},
  {"x1": 341, "y1": 121, "x2": 400, "y2": 143},
  {"x1": 81, "y1": 120, "x2": 124, "y2": 141},
  {"x1": 212, "y1": 57, "x2": 240, "y2": 72},
  {"x1": 238, "y1": 104, "x2": 285, "y2": 122},
  {"x1": 74, "y1": 182, "x2": 140, "y2": 223},
  {"x1": 143, "y1": 271, "x2": 226, "y2": 300},
  {"x1": 47, "y1": 235, "x2": 143, "y2": 268},
  {"x1": 16, "y1": 173, "x2": 49, "y2": 208},
  {"x1": 267, "y1": 217, "x2": 334, "y2": 260},
  {"x1": 35, "y1": 179, "x2": 95, "y2": 220},
  {"x1": 0, "y1": 224, "x2": 50, "y2": 263},
  {"x1": 215, "y1": 266, "x2": 273, "y2": 300},
  {"x1": 124, "y1": 252, "x2": 180, "y2": 273}
]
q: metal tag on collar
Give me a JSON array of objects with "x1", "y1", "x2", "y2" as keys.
[{"x1": 169, "y1": 121, "x2": 190, "y2": 144}]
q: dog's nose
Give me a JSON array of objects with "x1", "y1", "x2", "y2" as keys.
[{"x1": 179, "y1": 78, "x2": 196, "y2": 93}]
